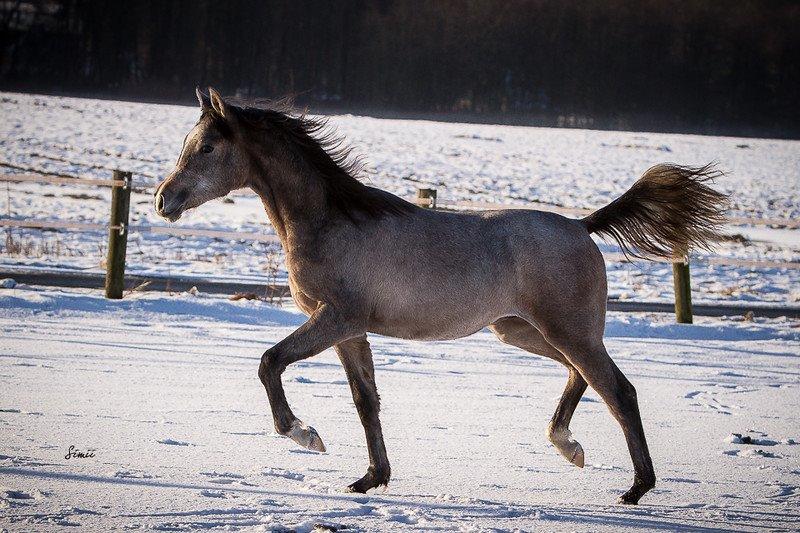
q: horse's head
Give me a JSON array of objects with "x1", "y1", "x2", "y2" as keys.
[{"x1": 155, "y1": 88, "x2": 251, "y2": 221}]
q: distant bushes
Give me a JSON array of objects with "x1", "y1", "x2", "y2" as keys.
[{"x1": 1, "y1": 0, "x2": 798, "y2": 138}]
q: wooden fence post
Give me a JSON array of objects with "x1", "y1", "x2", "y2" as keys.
[
  {"x1": 672, "y1": 256, "x2": 693, "y2": 323},
  {"x1": 416, "y1": 188, "x2": 437, "y2": 209},
  {"x1": 105, "y1": 170, "x2": 131, "y2": 299}
]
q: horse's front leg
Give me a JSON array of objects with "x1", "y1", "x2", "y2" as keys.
[
  {"x1": 258, "y1": 304, "x2": 364, "y2": 451},
  {"x1": 335, "y1": 335, "x2": 390, "y2": 493}
]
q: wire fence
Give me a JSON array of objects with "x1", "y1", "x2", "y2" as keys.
[
  {"x1": 2, "y1": 172, "x2": 797, "y2": 267},
  {"x1": 1, "y1": 170, "x2": 798, "y2": 318}
]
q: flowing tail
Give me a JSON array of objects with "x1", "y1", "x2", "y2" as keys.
[{"x1": 582, "y1": 163, "x2": 729, "y2": 259}]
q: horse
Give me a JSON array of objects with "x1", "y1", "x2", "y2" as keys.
[{"x1": 154, "y1": 87, "x2": 727, "y2": 504}]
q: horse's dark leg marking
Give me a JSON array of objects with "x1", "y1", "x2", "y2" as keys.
[
  {"x1": 258, "y1": 304, "x2": 364, "y2": 451},
  {"x1": 490, "y1": 317, "x2": 587, "y2": 466},
  {"x1": 335, "y1": 335, "x2": 391, "y2": 493},
  {"x1": 546, "y1": 336, "x2": 655, "y2": 504}
]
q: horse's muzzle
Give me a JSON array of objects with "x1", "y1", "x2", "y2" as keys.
[{"x1": 154, "y1": 187, "x2": 188, "y2": 222}]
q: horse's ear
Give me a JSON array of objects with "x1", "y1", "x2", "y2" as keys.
[
  {"x1": 208, "y1": 87, "x2": 229, "y2": 118},
  {"x1": 196, "y1": 86, "x2": 211, "y2": 110}
]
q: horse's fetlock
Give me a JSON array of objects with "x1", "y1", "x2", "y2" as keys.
[
  {"x1": 545, "y1": 422, "x2": 556, "y2": 440},
  {"x1": 368, "y1": 462, "x2": 391, "y2": 484},
  {"x1": 274, "y1": 420, "x2": 293, "y2": 436},
  {"x1": 636, "y1": 472, "x2": 656, "y2": 489},
  {"x1": 546, "y1": 422, "x2": 568, "y2": 443}
]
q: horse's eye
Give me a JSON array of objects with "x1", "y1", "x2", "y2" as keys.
[{"x1": 200, "y1": 144, "x2": 214, "y2": 154}]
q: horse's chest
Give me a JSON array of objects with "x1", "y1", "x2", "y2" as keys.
[
  {"x1": 286, "y1": 274, "x2": 320, "y2": 316},
  {"x1": 285, "y1": 249, "x2": 350, "y2": 295},
  {"x1": 285, "y1": 261, "x2": 344, "y2": 316}
]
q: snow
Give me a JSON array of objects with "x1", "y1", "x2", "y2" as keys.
[
  {"x1": 1, "y1": 285, "x2": 799, "y2": 531},
  {"x1": 1, "y1": 92, "x2": 800, "y2": 529},
  {"x1": 1, "y1": 92, "x2": 799, "y2": 305}
]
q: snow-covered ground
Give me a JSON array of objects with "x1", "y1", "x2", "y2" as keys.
[
  {"x1": 1, "y1": 284, "x2": 799, "y2": 531},
  {"x1": 1, "y1": 92, "x2": 799, "y2": 304}
]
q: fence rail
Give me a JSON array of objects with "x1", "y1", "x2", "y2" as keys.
[
  {"x1": 4, "y1": 266, "x2": 797, "y2": 319},
  {"x1": 3, "y1": 218, "x2": 796, "y2": 270},
  {"x1": 0, "y1": 218, "x2": 280, "y2": 243},
  {"x1": 3, "y1": 172, "x2": 798, "y2": 229},
  {"x1": 136, "y1": 225, "x2": 280, "y2": 243},
  {"x1": 2, "y1": 171, "x2": 798, "y2": 320},
  {"x1": 0, "y1": 218, "x2": 122, "y2": 232},
  {"x1": 440, "y1": 198, "x2": 800, "y2": 229},
  {"x1": 0, "y1": 173, "x2": 128, "y2": 188},
  {"x1": 600, "y1": 252, "x2": 800, "y2": 270}
]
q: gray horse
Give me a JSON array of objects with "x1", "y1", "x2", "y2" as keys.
[{"x1": 155, "y1": 88, "x2": 727, "y2": 504}]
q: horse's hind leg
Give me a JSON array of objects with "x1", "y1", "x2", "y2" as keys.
[
  {"x1": 544, "y1": 332, "x2": 655, "y2": 504},
  {"x1": 335, "y1": 335, "x2": 390, "y2": 493},
  {"x1": 548, "y1": 367, "x2": 588, "y2": 467},
  {"x1": 490, "y1": 317, "x2": 587, "y2": 467}
]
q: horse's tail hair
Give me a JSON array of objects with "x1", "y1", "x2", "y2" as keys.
[{"x1": 581, "y1": 163, "x2": 729, "y2": 259}]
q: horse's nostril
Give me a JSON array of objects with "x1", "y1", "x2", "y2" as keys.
[{"x1": 155, "y1": 193, "x2": 164, "y2": 213}]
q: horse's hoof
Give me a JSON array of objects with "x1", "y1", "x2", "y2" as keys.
[
  {"x1": 286, "y1": 421, "x2": 326, "y2": 452},
  {"x1": 551, "y1": 433, "x2": 584, "y2": 468},
  {"x1": 570, "y1": 442, "x2": 585, "y2": 468},
  {"x1": 345, "y1": 467, "x2": 390, "y2": 493},
  {"x1": 344, "y1": 481, "x2": 369, "y2": 494},
  {"x1": 617, "y1": 479, "x2": 655, "y2": 505}
]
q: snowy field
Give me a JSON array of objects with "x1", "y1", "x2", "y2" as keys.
[
  {"x1": 1, "y1": 92, "x2": 800, "y2": 531},
  {"x1": 1, "y1": 285, "x2": 799, "y2": 531},
  {"x1": 1, "y1": 92, "x2": 799, "y2": 304}
]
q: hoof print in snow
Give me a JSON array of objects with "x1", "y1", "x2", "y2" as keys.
[
  {"x1": 724, "y1": 448, "x2": 779, "y2": 459},
  {"x1": 199, "y1": 489, "x2": 227, "y2": 498},
  {"x1": 199, "y1": 471, "x2": 245, "y2": 485},
  {"x1": 262, "y1": 467, "x2": 305, "y2": 481},
  {"x1": 312, "y1": 523, "x2": 344, "y2": 532},
  {"x1": 724, "y1": 432, "x2": 780, "y2": 446},
  {"x1": 157, "y1": 438, "x2": 191, "y2": 446},
  {"x1": 0, "y1": 487, "x2": 44, "y2": 508},
  {"x1": 724, "y1": 433, "x2": 746, "y2": 444}
]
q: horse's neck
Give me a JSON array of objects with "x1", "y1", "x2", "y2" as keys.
[{"x1": 249, "y1": 163, "x2": 330, "y2": 247}]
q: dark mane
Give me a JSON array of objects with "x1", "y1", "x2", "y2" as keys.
[{"x1": 213, "y1": 100, "x2": 415, "y2": 222}]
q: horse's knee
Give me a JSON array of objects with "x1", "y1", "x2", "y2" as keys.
[
  {"x1": 257, "y1": 357, "x2": 268, "y2": 384},
  {"x1": 259, "y1": 348, "x2": 285, "y2": 384},
  {"x1": 350, "y1": 378, "x2": 381, "y2": 413}
]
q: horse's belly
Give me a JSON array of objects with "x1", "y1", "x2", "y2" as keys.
[{"x1": 367, "y1": 301, "x2": 506, "y2": 341}]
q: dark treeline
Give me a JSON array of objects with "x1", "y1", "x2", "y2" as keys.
[{"x1": 2, "y1": 0, "x2": 799, "y2": 138}]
